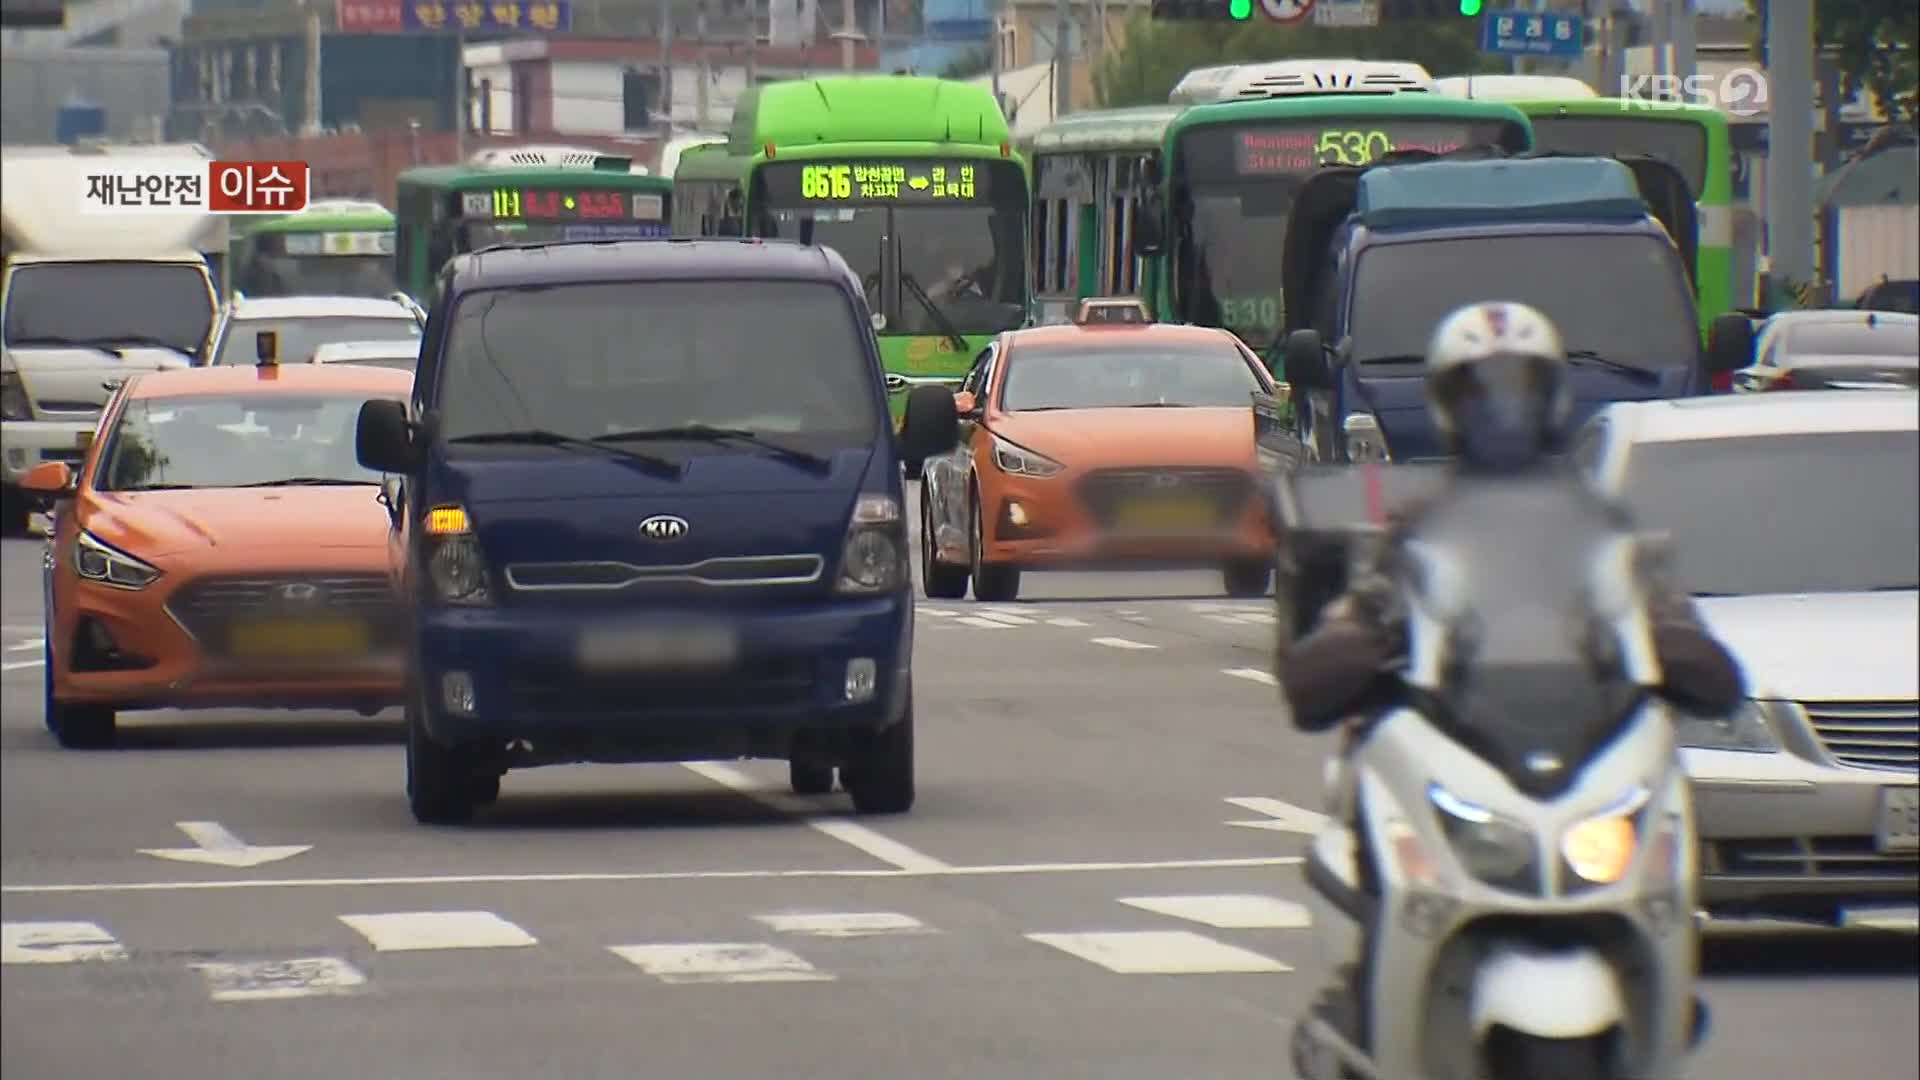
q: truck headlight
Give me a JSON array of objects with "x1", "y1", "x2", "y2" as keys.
[
  {"x1": 73, "y1": 529, "x2": 162, "y2": 589},
  {"x1": 1343, "y1": 413, "x2": 1391, "y2": 463},
  {"x1": 1, "y1": 370, "x2": 31, "y2": 421},
  {"x1": 422, "y1": 505, "x2": 491, "y2": 606},
  {"x1": 836, "y1": 494, "x2": 907, "y2": 595}
]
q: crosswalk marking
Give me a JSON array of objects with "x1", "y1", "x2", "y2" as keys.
[
  {"x1": 1090, "y1": 637, "x2": 1156, "y2": 650},
  {"x1": 1045, "y1": 616, "x2": 1090, "y2": 628},
  {"x1": 1222, "y1": 667, "x2": 1278, "y2": 686},
  {"x1": 1025, "y1": 930, "x2": 1290, "y2": 974},
  {"x1": 955, "y1": 616, "x2": 1010, "y2": 629},
  {"x1": 1117, "y1": 894, "x2": 1312, "y2": 930},
  {"x1": 608, "y1": 943, "x2": 834, "y2": 984},
  {"x1": 191, "y1": 957, "x2": 366, "y2": 1002},
  {"x1": 969, "y1": 610, "x2": 1035, "y2": 626},
  {"x1": 338, "y1": 910, "x2": 538, "y2": 952},
  {"x1": 1, "y1": 921, "x2": 126, "y2": 965},
  {"x1": 753, "y1": 911, "x2": 932, "y2": 937}
]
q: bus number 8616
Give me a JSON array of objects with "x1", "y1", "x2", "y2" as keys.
[{"x1": 801, "y1": 165, "x2": 854, "y2": 199}]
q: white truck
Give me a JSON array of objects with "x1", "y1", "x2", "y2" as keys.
[{"x1": 1, "y1": 143, "x2": 229, "y2": 534}]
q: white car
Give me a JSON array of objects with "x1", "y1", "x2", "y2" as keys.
[
  {"x1": 311, "y1": 340, "x2": 419, "y2": 373},
  {"x1": 1577, "y1": 391, "x2": 1919, "y2": 922},
  {"x1": 207, "y1": 294, "x2": 425, "y2": 367},
  {"x1": 1739, "y1": 309, "x2": 1920, "y2": 391}
]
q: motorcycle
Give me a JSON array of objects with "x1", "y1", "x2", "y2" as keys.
[{"x1": 1289, "y1": 477, "x2": 1709, "y2": 1080}]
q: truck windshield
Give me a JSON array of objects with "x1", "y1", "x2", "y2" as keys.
[
  {"x1": 437, "y1": 280, "x2": 879, "y2": 445},
  {"x1": 1348, "y1": 233, "x2": 1699, "y2": 367},
  {"x1": 2, "y1": 262, "x2": 213, "y2": 356}
]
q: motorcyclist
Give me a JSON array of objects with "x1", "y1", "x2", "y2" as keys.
[{"x1": 1277, "y1": 300, "x2": 1744, "y2": 1051}]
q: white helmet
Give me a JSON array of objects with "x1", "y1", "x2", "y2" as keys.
[{"x1": 1424, "y1": 302, "x2": 1573, "y2": 463}]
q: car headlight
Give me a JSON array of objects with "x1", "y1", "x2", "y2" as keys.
[
  {"x1": 1429, "y1": 783, "x2": 1537, "y2": 893},
  {"x1": 1, "y1": 369, "x2": 32, "y2": 421},
  {"x1": 1343, "y1": 413, "x2": 1391, "y2": 463},
  {"x1": 1673, "y1": 699, "x2": 1779, "y2": 752},
  {"x1": 1562, "y1": 786, "x2": 1652, "y2": 887},
  {"x1": 422, "y1": 505, "x2": 491, "y2": 606},
  {"x1": 992, "y1": 436, "x2": 1063, "y2": 478},
  {"x1": 836, "y1": 493, "x2": 908, "y2": 595},
  {"x1": 73, "y1": 529, "x2": 162, "y2": 589}
]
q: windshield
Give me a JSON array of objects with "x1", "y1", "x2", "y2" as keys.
[
  {"x1": 237, "y1": 253, "x2": 392, "y2": 298},
  {"x1": 214, "y1": 316, "x2": 422, "y2": 365},
  {"x1": 96, "y1": 392, "x2": 399, "y2": 491},
  {"x1": 1621, "y1": 430, "x2": 1919, "y2": 595},
  {"x1": 755, "y1": 160, "x2": 1029, "y2": 336},
  {"x1": 437, "y1": 280, "x2": 879, "y2": 444},
  {"x1": 2, "y1": 262, "x2": 214, "y2": 355},
  {"x1": 1350, "y1": 233, "x2": 1698, "y2": 365},
  {"x1": 1527, "y1": 116, "x2": 1708, "y2": 199},
  {"x1": 1783, "y1": 321, "x2": 1920, "y2": 359},
  {"x1": 1180, "y1": 181, "x2": 1300, "y2": 343},
  {"x1": 1000, "y1": 342, "x2": 1264, "y2": 411}
]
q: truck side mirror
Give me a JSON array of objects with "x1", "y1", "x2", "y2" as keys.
[
  {"x1": 899, "y1": 384, "x2": 960, "y2": 467},
  {"x1": 1283, "y1": 329, "x2": 1329, "y2": 390},
  {"x1": 356, "y1": 399, "x2": 419, "y2": 473},
  {"x1": 1706, "y1": 313, "x2": 1754, "y2": 374}
]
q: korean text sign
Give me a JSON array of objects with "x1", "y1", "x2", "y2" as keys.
[{"x1": 79, "y1": 162, "x2": 313, "y2": 215}]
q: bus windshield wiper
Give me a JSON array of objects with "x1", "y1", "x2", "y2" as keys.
[
  {"x1": 233, "y1": 477, "x2": 376, "y2": 487},
  {"x1": 1358, "y1": 353, "x2": 1426, "y2": 366},
  {"x1": 1565, "y1": 349, "x2": 1660, "y2": 384},
  {"x1": 596, "y1": 424, "x2": 832, "y2": 473},
  {"x1": 899, "y1": 272, "x2": 972, "y2": 353},
  {"x1": 446, "y1": 429, "x2": 684, "y2": 477}
]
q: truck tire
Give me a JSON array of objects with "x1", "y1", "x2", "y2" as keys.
[
  {"x1": 406, "y1": 692, "x2": 477, "y2": 824},
  {"x1": 844, "y1": 705, "x2": 914, "y2": 815}
]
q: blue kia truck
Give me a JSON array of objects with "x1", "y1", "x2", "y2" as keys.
[
  {"x1": 1272, "y1": 154, "x2": 1751, "y2": 465},
  {"x1": 355, "y1": 238, "x2": 956, "y2": 824}
]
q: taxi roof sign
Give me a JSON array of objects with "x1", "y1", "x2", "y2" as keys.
[{"x1": 1075, "y1": 297, "x2": 1152, "y2": 325}]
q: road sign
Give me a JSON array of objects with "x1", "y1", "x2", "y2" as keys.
[
  {"x1": 1314, "y1": 0, "x2": 1378, "y2": 26},
  {"x1": 1259, "y1": 0, "x2": 1314, "y2": 24},
  {"x1": 1480, "y1": 9, "x2": 1584, "y2": 59}
]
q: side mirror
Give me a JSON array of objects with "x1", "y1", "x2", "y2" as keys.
[
  {"x1": 1283, "y1": 329, "x2": 1330, "y2": 390},
  {"x1": 1706, "y1": 313, "x2": 1754, "y2": 374},
  {"x1": 356, "y1": 399, "x2": 418, "y2": 473},
  {"x1": 19, "y1": 460, "x2": 75, "y2": 496},
  {"x1": 952, "y1": 390, "x2": 980, "y2": 418},
  {"x1": 256, "y1": 331, "x2": 279, "y2": 365},
  {"x1": 1132, "y1": 194, "x2": 1165, "y2": 256},
  {"x1": 899, "y1": 384, "x2": 960, "y2": 467}
]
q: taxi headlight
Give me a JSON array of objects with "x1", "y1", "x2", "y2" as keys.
[
  {"x1": 1429, "y1": 783, "x2": 1537, "y2": 892},
  {"x1": 1562, "y1": 786, "x2": 1651, "y2": 887},
  {"x1": 73, "y1": 530, "x2": 161, "y2": 589},
  {"x1": 992, "y1": 436, "x2": 1063, "y2": 478}
]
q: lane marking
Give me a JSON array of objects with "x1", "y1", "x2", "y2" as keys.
[
  {"x1": 969, "y1": 611, "x2": 1035, "y2": 626},
  {"x1": 2, "y1": 659, "x2": 44, "y2": 672},
  {"x1": 1222, "y1": 667, "x2": 1279, "y2": 686},
  {"x1": 1, "y1": 921, "x2": 126, "y2": 965},
  {"x1": 1118, "y1": 894, "x2": 1313, "y2": 930},
  {"x1": 5, "y1": 638, "x2": 44, "y2": 652},
  {"x1": 752, "y1": 911, "x2": 933, "y2": 937},
  {"x1": 1026, "y1": 930, "x2": 1291, "y2": 974},
  {"x1": 918, "y1": 607, "x2": 956, "y2": 618},
  {"x1": 955, "y1": 616, "x2": 1010, "y2": 629},
  {"x1": 192, "y1": 957, "x2": 367, "y2": 1002},
  {"x1": 681, "y1": 762, "x2": 952, "y2": 873},
  {"x1": 1206, "y1": 614, "x2": 1252, "y2": 626},
  {"x1": 2, "y1": 855, "x2": 1304, "y2": 896},
  {"x1": 608, "y1": 943, "x2": 833, "y2": 984},
  {"x1": 1044, "y1": 616, "x2": 1090, "y2": 628},
  {"x1": 1090, "y1": 637, "x2": 1156, "y2": 650},
  {"x1": 338, "y1": 910, "x2": 538, "y2": 952},
  {"x1": 1237, "y1": 612, "x2": 1276, "y2": 625},
  {"x1": 1225, "y1": 796, "x2": 1331, "y2": 835}
]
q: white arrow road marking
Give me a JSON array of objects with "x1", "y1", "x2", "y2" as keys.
[
  {"x1": 1224, "y1": 796, "x2": 1330, "y2": 835},
  {"x1": 608, "y1": 943, "x2": 833, "y2": 984},
  {"x1": 1, "y1": 921, "x2": 126, "y2": 964},
  {"x1": 192, "y1": 957, "x2": 365, "y2": 1002},
  {"x1": 138, "y1": 821, "x2": 311, "y2": 868}
]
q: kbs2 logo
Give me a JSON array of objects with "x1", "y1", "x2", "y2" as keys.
[{"x1": 79, "y1": 161, "x2": 312, "y2": 215}]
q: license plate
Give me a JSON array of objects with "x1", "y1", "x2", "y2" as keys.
[
  {"x1": 229, "y1": 617, "x2": 370, "y2": 657},
  {"x1": 1113, "y1": 496, "x2": 1216, "y2": 530},
  {"x1": 576, "y1": 622, "x2": 740, "y2": 674},
  {"x1": 1876, "y1": 787, "x2": 1920, "y2": 853}
]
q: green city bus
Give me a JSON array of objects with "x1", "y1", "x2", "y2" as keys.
[
  {"x1": 1434, "y1": 75, "x2": 1743, "y2": 334},
  {"x1": 1029, "y1": 61, "x2": 1534, "y2": 345},
  {"x1": 231, "y1": 198, "x2": 396, "y2": 298},
  {"x1": 672, "y1": 75, "x2": 1033, "y2": 425},
  {"x1": 392, "y1": 146, "x2": 674, "y2": 302}
]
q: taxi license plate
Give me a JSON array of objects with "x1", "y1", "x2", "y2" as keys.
[
  {"x1": 229, "y1": 617, "x2": 370, "y2": 657},
  {"x1": 1113, "y1": 496, "x2": 1216, "y2": 530},
  {"x1": 576, "y1": 622, "x2": 740, "y2": 674},
  {"x1": 1876, "y1": 787, "x2": 1920, "y2": 853}
]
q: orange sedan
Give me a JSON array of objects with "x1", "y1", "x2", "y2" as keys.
[
  {"x1": 19, "y1": 363, "x2": 412, "y2": 748},
  {"x1": 918, "y1": 322, "x2": 1282, "y2": 602}
]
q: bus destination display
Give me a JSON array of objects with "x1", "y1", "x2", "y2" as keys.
[
  {"x1": 459, "y1": 189, "x2": 665, "y2": 221},
  {"x1": 1236, "y1": 124, "x2": 1481, "y2": 172},
  {"x1": 763, "y1": 161, "x2": 999, "y2": 205}
]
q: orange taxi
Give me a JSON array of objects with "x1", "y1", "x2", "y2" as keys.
[
  {"x1": 917, "y1": 318, "x2": 1282, "y2": 602},
  {"x1": 20, "y1": 362, "x2": 413, "y2": 747}
]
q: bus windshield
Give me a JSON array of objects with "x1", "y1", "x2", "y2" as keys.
[
  {"x1": 458, "y1": 221, "x2": 670, "y2": 250},
  {"x1": 755, "y1": 159, "x2": 1028, "y2": 336},
  {"x1": 1173, "y1": 116, "x2": 1525, "y2": 342},
  {"x1": 239, "y1": 254, "x2": 392, "y2": 297},
  {"x1": 1526, "y1": 115, "x2": 1707, "y2": 198}
]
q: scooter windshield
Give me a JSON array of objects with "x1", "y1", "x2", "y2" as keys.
[{"x1": 1400, "y1": 473, "x2": 1648, "y2": 798}]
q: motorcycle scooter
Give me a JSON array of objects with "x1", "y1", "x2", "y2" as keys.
[{"x1": 1288, "y1": 487, "x2": 1709, "y2": 1080}]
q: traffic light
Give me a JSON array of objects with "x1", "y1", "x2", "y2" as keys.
[{"x1": 1149, "y1": 0, "x2": 1253, "y2": 21}]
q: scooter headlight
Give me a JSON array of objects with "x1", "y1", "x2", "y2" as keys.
[
  {"x1": 1428, "y1": 784, "x2": 1538, "y2": 893},
  {"x1": 1561, "y1": 786, "x2": 1652, "y2": 888}
]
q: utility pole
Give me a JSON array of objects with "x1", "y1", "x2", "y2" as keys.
[
  {"x1": 838, "y1": 0, "x2": 856, "y2": 70},
  {"x1": 661, "y1": 0, "x2": 675, "y2": 128},
  {"x1": 696, "y1": 0, "x2": 710, "y2": 129},
  {"x1": 1648, "y1": 0, "x2": 1669, "y2": 88},
  {"x1": 1670, "y1": 0, "x2": 1696, "y2": 88},
  {"x1": 453, "y1": 27, "x2": 467, "y2": 157},
  {"x1": 989, "y1": 0, "x2": 1002, "y2": 110},
  {"x1": 303, "y1": 3, "x2": 322, "y2": 135},
  {"x1": 1053, "y1": 0, "x2": 1071, "y2": 119},
  {"x1": 1764, "y1": 0, "x2": 1815, "y2": 307}
]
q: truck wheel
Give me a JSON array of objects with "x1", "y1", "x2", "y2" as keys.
[
  {"x1": 47, "y1": 696, "x2": 116, "y2": 749},
  {"x1": 1, "y1": 487, "x2": 29, "y2": 538},
  {"x1": 844, "y1": 705, "x2": 915, "y2": 815},
  {"x1": 789, "y1": 760, "x2": 835, "y2": 795},
  {"x1": 921, "y1": 495, "x2": 970, "y2": 599},
  {"x1": 1224, "y1": 558, "x2": 1273, "y2": 598},
  {"x1": 406, "y1": 694, "x2": 477, "y2": 825}
]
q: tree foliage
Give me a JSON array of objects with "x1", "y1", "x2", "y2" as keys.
[
  {"x1": 1751, "y1": 0, "x2": 1918, "y2": 121},
  {"x1": 942, "y1": 44, "x2": 995, "y2": 80},
  {"x1": 1095, "y1": 15, "x2": 1506, "y2": 107}
]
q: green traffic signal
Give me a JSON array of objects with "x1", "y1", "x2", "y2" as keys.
[
  {"x1": 1459, "y1": 0, "x2": 1482, "y2": 13},
  {"x1": 1229, "y1": 0, "x2": 1251, "y2": 18}
]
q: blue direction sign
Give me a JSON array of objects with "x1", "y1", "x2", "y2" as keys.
[{"x1": 1481, "y1": 9, "x2": 1584, "y2": 59}]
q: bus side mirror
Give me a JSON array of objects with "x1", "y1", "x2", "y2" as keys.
[{"x1": 1132, "y1": 194, "x2": 1165, "y2": 256}]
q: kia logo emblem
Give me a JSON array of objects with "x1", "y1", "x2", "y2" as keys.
[
  {"x1": 639, "y1": 515, "x2": 689, "y2": 541},
  {"x1": 1147, "y1": 472, "x2": 1181, "y2": 489},
  {"x1": 276, "y1": 582, "x2": 322, "y2": 604}
]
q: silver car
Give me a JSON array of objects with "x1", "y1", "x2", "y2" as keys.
[{"x1": 1577, "y1": 391, "x2": 1919, "y2": 922}]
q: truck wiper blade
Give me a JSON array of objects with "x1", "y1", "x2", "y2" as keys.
[
  {"x1": 447, "y1": 429, "x2": 684, "y2": 477},
  {"x1": 1565, "y1": 349, "x2": 1660, "y2": 383},
  {"x1": 596, "y1": 424, "x2": 832, "y2": 472}
]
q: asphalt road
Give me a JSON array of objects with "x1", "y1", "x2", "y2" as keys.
[{"x1": 3, "y1": 495, "x2": 1916, "y2": 1080}]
